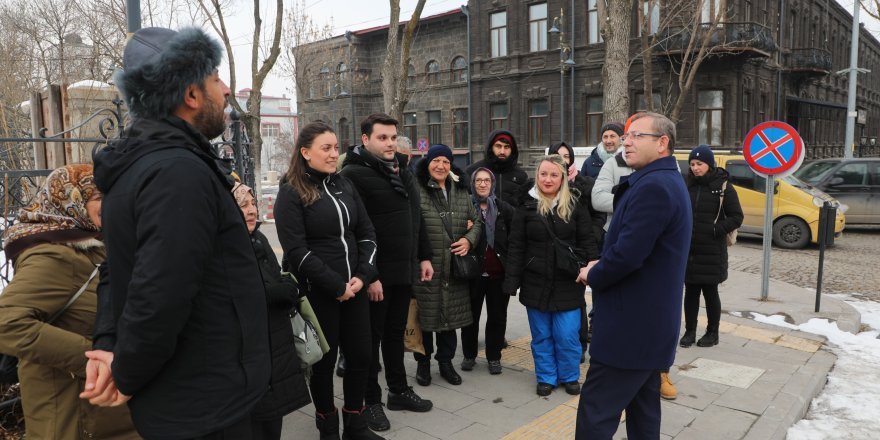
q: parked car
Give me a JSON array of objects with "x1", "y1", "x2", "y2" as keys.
[
  {"x1": 793, "y1": 158, "x2": 880, "y2": 226},
  {"x1": 675, "y1": 152, "x2": 846, "y2": 249}
]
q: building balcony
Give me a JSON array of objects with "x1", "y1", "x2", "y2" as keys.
[
  {"x1": 656, "y1": 22, "x2": 777, "y2": 58},
  {"x1": 785, "y1": 48, "x2": 833, "y2": 75}
]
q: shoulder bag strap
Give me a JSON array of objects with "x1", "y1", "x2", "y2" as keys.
[
  {"x1": 427, "y1": 190, "x2": 456, "y2": 241},
  {"x1": 714, "y1": 181, "x2": 727, "y2": 224},
  {"x1": 47, "y1": 265, "x2": 100, "y2": 324}
]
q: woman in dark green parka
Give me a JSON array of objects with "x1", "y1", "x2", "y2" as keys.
[{"x1": 412, "y1": 144, "x2": 482, "y2": 387}]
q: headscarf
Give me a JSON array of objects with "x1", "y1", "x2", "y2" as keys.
[
  {"x1": 470, "y1": 167, "x2": 498, "y2": 248},
  {"x1": 231, "y1": 182, "x2": 255, "y2": 205},
  {"x1": 2, "y1": 164, "x2": 101, "y2": 262}
]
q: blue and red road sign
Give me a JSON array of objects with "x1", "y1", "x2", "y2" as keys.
[
  {"x1": 743, "y1": 121, "x2": 804, "y2": 176},
  {"x1": 417, "y1": 137, "x2": 429, "y2": 151}
]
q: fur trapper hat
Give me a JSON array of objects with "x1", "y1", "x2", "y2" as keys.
[{"x1": 114, "y1": 27, "x2": 223, "y2": 119}]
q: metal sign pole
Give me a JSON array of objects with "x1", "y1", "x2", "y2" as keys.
[{"x1": 760, "y1": 174, "x2": 775, "y2": 300}]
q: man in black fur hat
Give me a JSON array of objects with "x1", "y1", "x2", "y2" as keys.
[{"x1": 80, "y1": 27, "x2": 271, "y2": 439}]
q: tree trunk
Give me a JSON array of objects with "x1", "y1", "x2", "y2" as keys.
[
  {"x1": 602, "y1": 0, "x2": 632, "y2": 123},
  {"x1": 381, "y1": 0, "x2": 426, "y2": 121}
]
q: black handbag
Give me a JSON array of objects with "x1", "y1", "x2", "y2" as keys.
[
  {"x1": 538, "y1": 215, "x2": 586, "y2": 275},
  {"x1": 430, "y1": 192, "x2": 481, "y2": 280}
]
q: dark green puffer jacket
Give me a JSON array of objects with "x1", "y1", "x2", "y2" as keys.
[{"x1": 414, "y1": 164, "x2": 483, "y2": 332}]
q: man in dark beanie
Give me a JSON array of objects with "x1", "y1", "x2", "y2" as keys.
[
  {"x1": 466, "y1": 130, "x2": 528, "y2": 207},
  {"x1": 581, "y1": 122, "x2": 624, "y2": 178},
  {"x1": 339, "y1": 114, "x2": 434, "y2": 432},
  {"x1": 81, "y1": 27, "x2": 271, "y2": 439}
]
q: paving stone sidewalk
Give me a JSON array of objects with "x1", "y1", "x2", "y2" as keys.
[{"x1": 279, "y1": 266, "x2": 857, "y2": 439}]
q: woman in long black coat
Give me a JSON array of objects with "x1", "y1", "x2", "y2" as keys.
[{"x1": 679, "y1": 146, "x2": 743, "y2": 348}]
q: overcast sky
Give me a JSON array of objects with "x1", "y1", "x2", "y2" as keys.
[{"x1": 220, "y1": 0, "x2": 880, "y2": 102}]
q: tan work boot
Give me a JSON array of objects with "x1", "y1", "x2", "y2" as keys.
[{"x1": 660, "y1": 371, "x2": 677, "y2": 400}]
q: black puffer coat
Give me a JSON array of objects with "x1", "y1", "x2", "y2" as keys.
[
  {"x1": 465, "y1": 129, "x2": 529, "y2": 207},
  {"x1": 275, "y1": 168, "x2": 377, "y2": 297},
  {"x1": 503, "y1": 189, "x2": 599, "y2": 312},
  {"x1": 249, "y1": 228, "x2": 311, "y2": 420},
  {"x1": 684, "y1": 167, "x2": 744, "y2": 285},
  {"x1": 414, "y1": 164, "x2": 482, "y2": 332},
  {"x1": 339, "y1": 147, "x2": 423, "y2": 286}
]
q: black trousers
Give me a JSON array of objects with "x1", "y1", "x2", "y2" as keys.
[
  {"x1": 183, "y1": 414, "x2": 254, "y2": 440},
  {"x1": 365, "y1": 283, "x2": 412, "y2": 404},
  {"x1": 307, "y1": 288, "x2": 372, "y2": 413},
  {"x1": 684, "y1": 283, "x2": 721, "y2": 333},
  {"x1": 250, "y1": 418, "x2": 282, "y2": 440},
  {"x1": 461, "y1": 276, "x2": 509, "y2": 361},
  {"x1": 413, "y1": 330, "x2": 457, "y2": 363},
  {"x1": 576, "y1": 361, "x2": 660, "y2": 440}
]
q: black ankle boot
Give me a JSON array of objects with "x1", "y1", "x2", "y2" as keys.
[
  {"x1": 315, "y1": 408, "x2": 340, "y2": 440},
  {"x1": 697, "y1": 331, "x2": 719, "y2": 347},
  {"x1": 342, "y1": 407, "x2": 385, "y2": 440},
  {"x1": 438, "y1": 361, "x2": 462, "y2": 385},
  {"x1": 679, "y1": 330, "x2": 696, "y2": 348},
  {"x1": 416, "y1": 360, "x2": 431, "y2": 386}
]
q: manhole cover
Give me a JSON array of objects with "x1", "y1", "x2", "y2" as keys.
[{"x1": 678, "y1": 358, "x2": 765, "y2": 389}]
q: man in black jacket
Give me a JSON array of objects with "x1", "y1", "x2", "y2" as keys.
[
  {"x1": 80, "y1": 27, "x2": 270, "y2": 439},
  {"x1": 339, "y1": 114, "x2": 434, "y2": 432},
  {"x1": 465, "y1": 130, "x2": 529, "y2": 207}
]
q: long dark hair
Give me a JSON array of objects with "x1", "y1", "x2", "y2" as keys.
[{"x1": 285, "y1": 121, "x2": 335, "y2": 206}]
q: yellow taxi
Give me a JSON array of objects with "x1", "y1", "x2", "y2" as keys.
[{"x1": 675, "y1": 152, "x2": 845, "y2": 249}]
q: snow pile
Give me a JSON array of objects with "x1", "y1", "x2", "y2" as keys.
[{"x1": 741, "y1": 296, "x2": 880, "y2": 440}]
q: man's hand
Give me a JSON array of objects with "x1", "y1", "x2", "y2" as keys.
[
  {"x1": 450, "y1": 238, "x2": 471, "y2": 256},
  {"x1": 576, "y1": 260, "x2": 599, "y2": 285},
  {"x1": 349, "y1": 277, "x2": 364, "y2": 294},
  {"x1": 368, "y1": 280, "x2": 384, "y2": 302},
  {"x1": 337, "y1": 283, "x2": 356, "y2": 302},
  {"x1": 420, "y1": 260, "x2": 434, "y2": 281},
  {"x1": 80, "y1": 350, "x2": 126, "y2": 406}
]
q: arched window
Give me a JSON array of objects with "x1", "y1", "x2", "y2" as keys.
[
  {"x1": 451, "y1": 56, "x2": 467, "y2": 83},
  {"x1": 407, "y1": 64, "x2": 416, "y2": 88},
  {"x1": 339, "y1": 117, "x2": 350, "y2": 146},
  {"x1": 425, "y1": 60, "x2": 439, "y2": 84}
]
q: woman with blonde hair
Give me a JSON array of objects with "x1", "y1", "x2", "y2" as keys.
[
  {"x1": 503, "y1": 155, "x2": 598, "y2": 396},
  {"x1": 0, "y1": 164, "x2": 139, "y2": 439}
]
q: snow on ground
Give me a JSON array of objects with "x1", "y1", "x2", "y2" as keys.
[{"x1": 736, "y1": 295, "x2": 880, "y2": 440}]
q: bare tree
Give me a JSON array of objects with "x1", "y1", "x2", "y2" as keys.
[
  {"x1": 381, "y1": 0, "x2": 427, "y2": 121},
  {"x1": 284, "y1": 0, "x2": 338, "y2": 116},
  {"x1": 862, "y1": 0, "x2": 880, "y2": 20},
  {"x1": 601, "y1": 0, "x2": 633, "y2": 123},
  {"x1": 198, "y1": 0, "x2": 284, "y2": 195}
]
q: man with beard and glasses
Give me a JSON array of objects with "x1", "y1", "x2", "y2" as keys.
[{"x1": 79, "y1": 27, "x2": 271, "y2": 439}]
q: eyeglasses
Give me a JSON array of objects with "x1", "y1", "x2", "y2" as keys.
[
  {"x1": 621, "y1": 132, "x2": 664, "y2": 141},
  {"x1": 474, "y1": 178, "x2": 492, "y2": 184}
]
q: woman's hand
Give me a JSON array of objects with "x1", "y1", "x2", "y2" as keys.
[
  {"x1": 337, "y1": 284, "x2": 356, "y2": 302},
  {"x1": 420, "y1": 260, "x2": 434, "y2": 281},
  {"x1": 450, "y1": 238, "x2": 471, "y2": 256},
  {"x1": 349, "y1": 277, "x2": 364, "y2": 294}
]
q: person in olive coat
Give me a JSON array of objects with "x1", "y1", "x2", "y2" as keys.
[
  {"x1": 413, "y1": 144, "x2": 482, "y2": 387},
  {"x1": 679, "y1": 146, "x2": 743, "y2": 348},
  {"x1": 232, "y1": 182, "x2": 311, "y2": 439}
]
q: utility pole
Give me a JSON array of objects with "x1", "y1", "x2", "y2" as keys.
[
  {"x1": 126, "y1": 0, "x2": 141, "y2": 36},
  {"x1": 839, "y1": 2, "x2": 871, "y2": 159}
]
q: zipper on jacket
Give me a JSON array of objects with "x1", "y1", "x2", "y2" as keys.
[{"x1": 322, "y1": 177, "x2": 352, "y2": 279}]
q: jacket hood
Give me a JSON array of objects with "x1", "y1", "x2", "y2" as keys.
[
  {"x1": 483, "y1": 129, "x2": 520, "y2": 172},
  {"x1": 93, "y1": 116, "x2": 232, "y2": 194},
  {"x1": 547, "y1": 141, "x2": 574, "y2": 168}
]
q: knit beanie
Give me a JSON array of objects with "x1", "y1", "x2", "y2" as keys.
[
  {"x1": 688, "y1": 145, "x2": 716, "y2": 169},
  {"x1": 600, "y1": 122, "x2": 624, "y2": 137},
  {"x1": 426, "y1": 144, "x2": 453, "y2": 163}
]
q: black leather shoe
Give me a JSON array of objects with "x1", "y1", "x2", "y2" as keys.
[
  {"x1": 362, "y1": 403, "x2": 390, "y2": 432},
  {"x1": 438, "y1": 362, "x2": 462, "y2": 385},
  {"x1": 697, "y1": 331, "x2": 719, "y2": 347},
  {"x1": 387, "y1": 386, "x2": 433, "y2": 412},
  {"x1": 679, "y1": 330, "x2": 696, "y2": 348},
  {"x1": 415, "y1": 360, "x2": 431, "y2": 386},
  {"x1": 563, "y1": 381, "x2": 581, "y2": 395},
  {"x1": 487, "y1": 360, "x2": 502, "y2": 375},
  {"x1": 460, "y1": 358, "x2": 475, "y2": 371},
  {"x1": 536, "y1": 383, "x2": 553, "y2": 396}
]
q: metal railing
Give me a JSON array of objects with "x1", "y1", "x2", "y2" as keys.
[
  {"x1": 657, "y1": 22, "x2": 777, "y2": 55},
  {"x1": 786, "y1": 48, "x2": 833, "y2": 72}
]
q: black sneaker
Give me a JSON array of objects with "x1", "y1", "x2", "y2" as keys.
[
  {"x1": 697, "y1": 331, "x2": 719, "y2": 347},
  {"x1": 536, "y1": 383, "x2": 553, "y2": 396},
  {"x1": 563, "y1": 381, "x2": 581, "y2": 395},
  {"x1": 460, "y1": 357, "x2": 476, "y2": 371},
  {"x1": 487, "y1": 360, "x2": 502, "y2": 375},
  {"x1": 387, "y1": 386, "x2": 433, "y2": 412},
  {"x1": 363, "y1": 403, "x2": 390, "y2": 431}
]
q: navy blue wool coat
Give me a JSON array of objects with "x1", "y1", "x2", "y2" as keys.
[{"x1": 587, "y1": 156, "x2": 692, "y2": 370}]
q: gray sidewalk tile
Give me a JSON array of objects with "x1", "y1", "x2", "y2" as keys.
[
  {"x1": 659, "y1": 401, "x2": 701, "y2": 437},
  {"x1": 687, "y1": 405, "x2": 758, "y2": 439}
]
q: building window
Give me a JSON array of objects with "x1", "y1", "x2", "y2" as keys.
[
  {"x1": 588, "y1": 0, "x2": 602, "y2": 44},
  {"x1": 404, "y1": 112, "x2": 417, "y2": 141},
  {"x1": 759, "y1": 93, "x2": 767, "y2": 123},
  {"x1": 339, "y1": 117, "x2": 350, "y2": 146},
  {"x1": 586, "y1": 96, "x2": 603, "y2": 145},
  {"x1": 745, "y1": 0, "x2": 752, "y2": 22},
  {"x1": 451, "y1": 56, "x2": 467, "y2": 83},
  {"x1": 702, "y1": 0, "x2": 724, "y2": 24},
  {"x1": 337, "y1": 63, "x2": 348, "y2": 94},
  {"x1": 528, "y1": 99, "x2": 549, "y2": 147},
  {"x1": 427, "y1": 111, "x2": 442, "y2": 145},
  {"x1": 261, "y1": 123, "x2": 280, "y2": 137},
  {"x1": 635, "y1": 92, "x2": 661, "y2": 112},
  {"x1": 742, "y1": 91, "x2": 751, "y2": 133},
  {"x1": 490, "y1": 11, "x2": 507, "y2": 57},
  {"x1": 640, "y1": 1, "x2": 660, "y2": 36},
  {"x1": 490, "y1": 103, "x2": 508, "y2": 130},
  {"x1": 698, "y1": 90, "x2": 724, "y2": 146},
  {"x1": 529, "y1": 3, "x2": 548, "y2": 52},
  {"x1": 407, "y1": 64, "x2": 415, "y2": 89},
  {"x1": 453, "y1": 108, "x2": 468, "y2": 149},
  {"x1": 426, "y1": 60, "x2": 440, "y2": 85}
]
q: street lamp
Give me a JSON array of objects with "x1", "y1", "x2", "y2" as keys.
[{"x1": 549, "y1": 8, "x2": 575, "y2": 141}]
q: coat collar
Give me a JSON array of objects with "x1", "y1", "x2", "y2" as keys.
[{"x1": 624, "y1": 156, "x2": 679, "y2": 186}]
